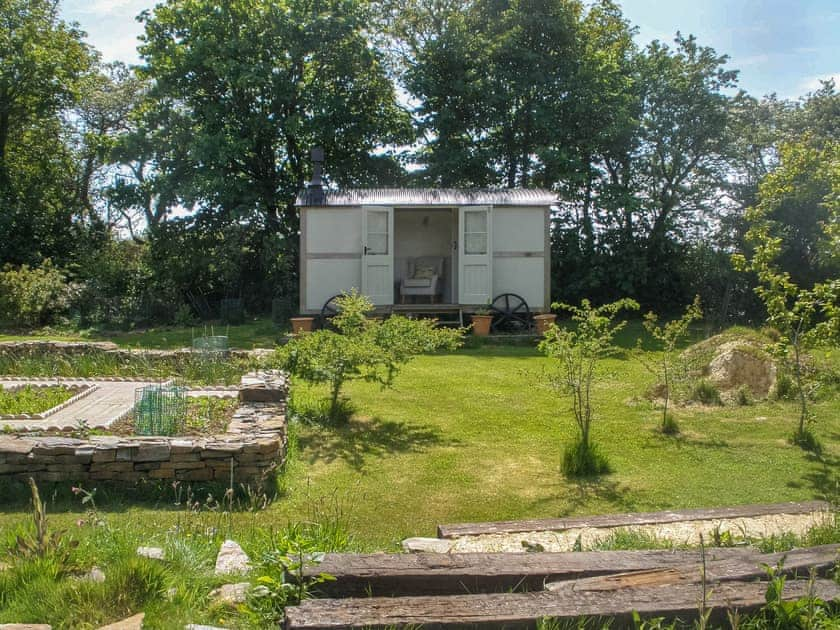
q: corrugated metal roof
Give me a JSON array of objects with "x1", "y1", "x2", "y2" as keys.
[{"x1": 296, "y1": 187, "x2": 556, "y2": 207}]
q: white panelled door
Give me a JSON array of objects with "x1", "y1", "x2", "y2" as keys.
[
  {"x1": 458, "y1": 206, "x2": 492, "y2": 304},
  {"x1": 361, "y1": 206, "x2": 394, "y2": 305}
]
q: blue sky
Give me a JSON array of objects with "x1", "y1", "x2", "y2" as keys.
[{"x1": 62, "y1": 0, "x2": 839, "y2": 99}]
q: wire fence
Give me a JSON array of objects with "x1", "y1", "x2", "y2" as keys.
[{"x1": 134, "y1": 384, "x2": 188, "y2": 436}]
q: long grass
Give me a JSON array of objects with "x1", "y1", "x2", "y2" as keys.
[
  {"x1": 0, "y1": 349, "x2": 254, "y2": 386},
  {"x1": 0, "y1": 385, "x2": 74, "y2": 415}
]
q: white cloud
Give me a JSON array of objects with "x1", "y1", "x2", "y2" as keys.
[
  {"x1": 71, "y1": 0, "x2": 140, "y2": 15},
  {"x1": 797, "y1": 73, "x2": 840, "y2": 95}
]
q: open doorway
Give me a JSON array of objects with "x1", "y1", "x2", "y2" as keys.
[{"x1": 394, "y1": 208, "x2": 457, "y2": 304}]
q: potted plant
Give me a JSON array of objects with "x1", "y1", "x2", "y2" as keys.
[
  {"x1": 471, "y1": 305, "x2": 493, "y2": 336},
  {"x1": 290, "y1": 316, "x2": 315, "y2": 334},
  {"x1": 534, "y1": 312, "x2": 557, "y2": 335}
]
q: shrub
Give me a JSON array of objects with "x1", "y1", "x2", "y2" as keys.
[
  {"x1": 774, "y1": 372, "x2": 798, "y2": 400},
  {"x1": 275, "y1": 291, "x2": 465, "y2": 422},
  {"x1": 540, "y1": 298, "x2": 639, "y2": 478},
  {"x1": 0, "y1": 260, "x2": 71, "y2": 327},
  {"x1": 791, "y1": 426, "x2": 821, "y2": 453},
  {"x1": 735, "y1": 385, "x2": 753, "y2": 406},
  {"x1": 561, "y1": 439, "x2": 611, "y2": 477},
  {"x1": 690, "y1": 379, "x2": 722, "y2": 405},
  {"x1": 638, "y1": 296, "x2": 702, "y2": 433},
  {"x1": 660, "y1": 412, "x2": 680, "y2": 435}
]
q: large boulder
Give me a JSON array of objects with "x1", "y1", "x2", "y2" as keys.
[{"x1": 706, "y1": 341, "x2": 776, "y2": 400}]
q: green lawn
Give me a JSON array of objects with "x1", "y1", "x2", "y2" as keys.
[
  {"x1": 1, "y1": 341, "x2": 837, "y2": 553},
  {"x1": 0, "y1": 317, "x2": 284, "y2": 350}
]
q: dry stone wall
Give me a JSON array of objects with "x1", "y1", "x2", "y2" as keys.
[
  {"x1": 0, "y1": 371, "x2": 288, "y2": 490},
  {"x1": 0, "y1": 340, "x2": 273, "y2": 361}
]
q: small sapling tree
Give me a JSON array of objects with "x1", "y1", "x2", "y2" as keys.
[
  {"x1": 539, "y1": 298, "x2": 639, "y2": 476},
  {"x1": 276, "y1": 291, "x2": 464, "y2": 422},
  {"x1": 733, "y1": 140, "x2": 840, "y2": 449},
  {"x1": 637, "y1": 296, "x2": 703, "y2": 434}
]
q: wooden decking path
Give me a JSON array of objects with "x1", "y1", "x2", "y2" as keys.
[
  {"x1": 302, "y1": 544, "x2": 839, "y2": 598},
  {"x1": 286, "y1": 544, "x2": 840, "y2": 628},
  {"x1": 286, "y1": 501, "x2": 839, "y2": 629},
  {"x1": 286, "y1": 579, "x2": 840, "y2": 629}
]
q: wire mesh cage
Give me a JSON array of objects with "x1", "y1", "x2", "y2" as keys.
[
  {"x1": 192, "y1": 335, "x2": 229, "y2": 357},
  {"x1": 134, "y1": 384, "x2": 188, "y2": 436}
]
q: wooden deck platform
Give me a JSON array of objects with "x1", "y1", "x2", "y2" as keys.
[{"x1": 286, "y1": 544, "x2": 840, "y2": 628}]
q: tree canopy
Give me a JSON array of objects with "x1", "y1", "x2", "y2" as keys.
[{"x1": 0, "y1": 0, "x2": 836, "y2": 329}]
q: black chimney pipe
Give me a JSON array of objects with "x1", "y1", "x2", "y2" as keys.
[{"x1": 305, "y1": 146, "x2": 326, "y2": 205}]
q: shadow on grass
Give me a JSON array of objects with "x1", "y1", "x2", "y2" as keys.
[
  {"x1": 565, "y1": 477, "x2": 640, "y2": 514},
  {"x1": 297, "y1": 416, "x2": 458, "y2": 472},
  {"x1": 522, "y1": 474, "x2": 641, "y2": 517},
  {"x1": 795, "y1": 450, "x2": 840, "y2": 501}
]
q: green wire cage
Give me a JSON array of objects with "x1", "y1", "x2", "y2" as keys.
[
  {"x1": 134, "y1": 384, "x2": 188, "y2": 436},
  {"x1": 192, "y1": 334, "x2": 229, "y2": 357}
]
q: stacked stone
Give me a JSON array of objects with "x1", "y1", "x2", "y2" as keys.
[{"x1": 0, "y1": 370, "x2": 288, "y2": 489}]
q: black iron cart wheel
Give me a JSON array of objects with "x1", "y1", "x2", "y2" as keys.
[
  {"x1": 319, "y1": 294, "x2": 343, "y2": 330},
  {"x1": 489, "y1": 293, "x2": 531, "y2": 333}
]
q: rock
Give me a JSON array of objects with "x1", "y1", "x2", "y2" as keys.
[
  {"x1": 214, "y1": 540, "x2": 250, "y2": 575},
  {"x1": 707, "y1": 341, "x2": 776, "y2": 400},
  {"x1": 250, "y1": 585, "x2": 271, "y2": 598},
  {"x1": 209, "y1": 582, "x2": 250, "y2": 604},
  {"x1": 137, "y1": 546, "x2": 165, "y2": 560},
  {"x1": 401, "y1": 537, "x2": 453, "y2": 553},
  {"x1": 87, "y1": 566, "x2": 106, "y2": 582},
  {"x1": 96, "y1": 613, "x2": 144, "y2": 630}
]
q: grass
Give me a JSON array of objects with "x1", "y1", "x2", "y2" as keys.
[
  {"x1": 0, "y1": 317, "x2": 283, "y2": 350},
  {"x1": 0, "y1": 385, "x2": 75, "y2": 415},
  {"x1": 0, "y1": 324, "x2": 838, "y2": 626},
  {"x1": 0, "y1": 335, "x2": 836, "y2": 549},
  {"x1": 0, "y1": 350, "x2": 255, "y2": 386}
]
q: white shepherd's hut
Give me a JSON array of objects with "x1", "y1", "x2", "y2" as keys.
[{"x1": 296, "y1": 152, "x2": 554, "y2": 326}]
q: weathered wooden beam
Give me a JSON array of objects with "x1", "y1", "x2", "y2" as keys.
[
  {"x1": 302, "y1": 548, "x2": 752, "y2": 597},
  {"x1": 437, "y1": 501, "x2": 830, "y2": 538},
  {"x1": 302, "y1": 545, "x2": 838, "y2": 598},
  {"x1": 285, "y1": 579, "x2": 840, "y2": 629},
  {"x1": 547, "y1": 544, "x2": 839, "y2": 592}
]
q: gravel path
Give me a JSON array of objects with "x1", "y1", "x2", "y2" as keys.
[{"x1": 448, "y1": 511, "x2": 831, "y2": 553}]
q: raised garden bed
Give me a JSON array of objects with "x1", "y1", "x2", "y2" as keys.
[
  {"x1": 0, "y1": 383, "x2": 97, "y2": 419},
  {"x1": 109, "y1": 396, "x2": 238, "y2": 438},
  {"x1": 0, "y1": 371, "x2": 288, "y2": 489}
]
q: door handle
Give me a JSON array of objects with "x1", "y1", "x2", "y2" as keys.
[{"x1": 364, "y1": 245, "x2": 369, "y2": 255}]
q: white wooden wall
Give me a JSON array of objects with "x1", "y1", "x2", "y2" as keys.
[
  {"x1": 300, "y1": 205, "x2": 549, "y2": 312},
  {"x1": 491, "y1": 207, "x2": 548, "y2": 309},
  {"x1": 301, "y1": 207, "x2": 363, "y2": 312}
]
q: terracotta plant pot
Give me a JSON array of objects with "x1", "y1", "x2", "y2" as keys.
[
  {"x1": 290, "y1": 317, "x2": 314, "y2": 334},
  {"x1": 534, "y1": 313, "x2": 557, "y2": 335},
  {"x1": 471, "y1": 314, "x2": 493, "y2": 336}
]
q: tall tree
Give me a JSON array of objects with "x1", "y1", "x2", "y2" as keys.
[
  {"x1": 137, "y1": 0, "x2": 412, "y2": 236},
  {"x1": 0, "y1": 0, "x2": 96, "y2": 265}
]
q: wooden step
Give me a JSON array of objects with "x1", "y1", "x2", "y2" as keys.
[
  {"x1": 437, "y1": 501, "x2": 831, "y2": 538},
  {"x1": 302, "y1": 545, "x2": 838, "y2": 598},
  {"x1": 284, "y1": 578, "x2": 840, "y2": 629}
]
